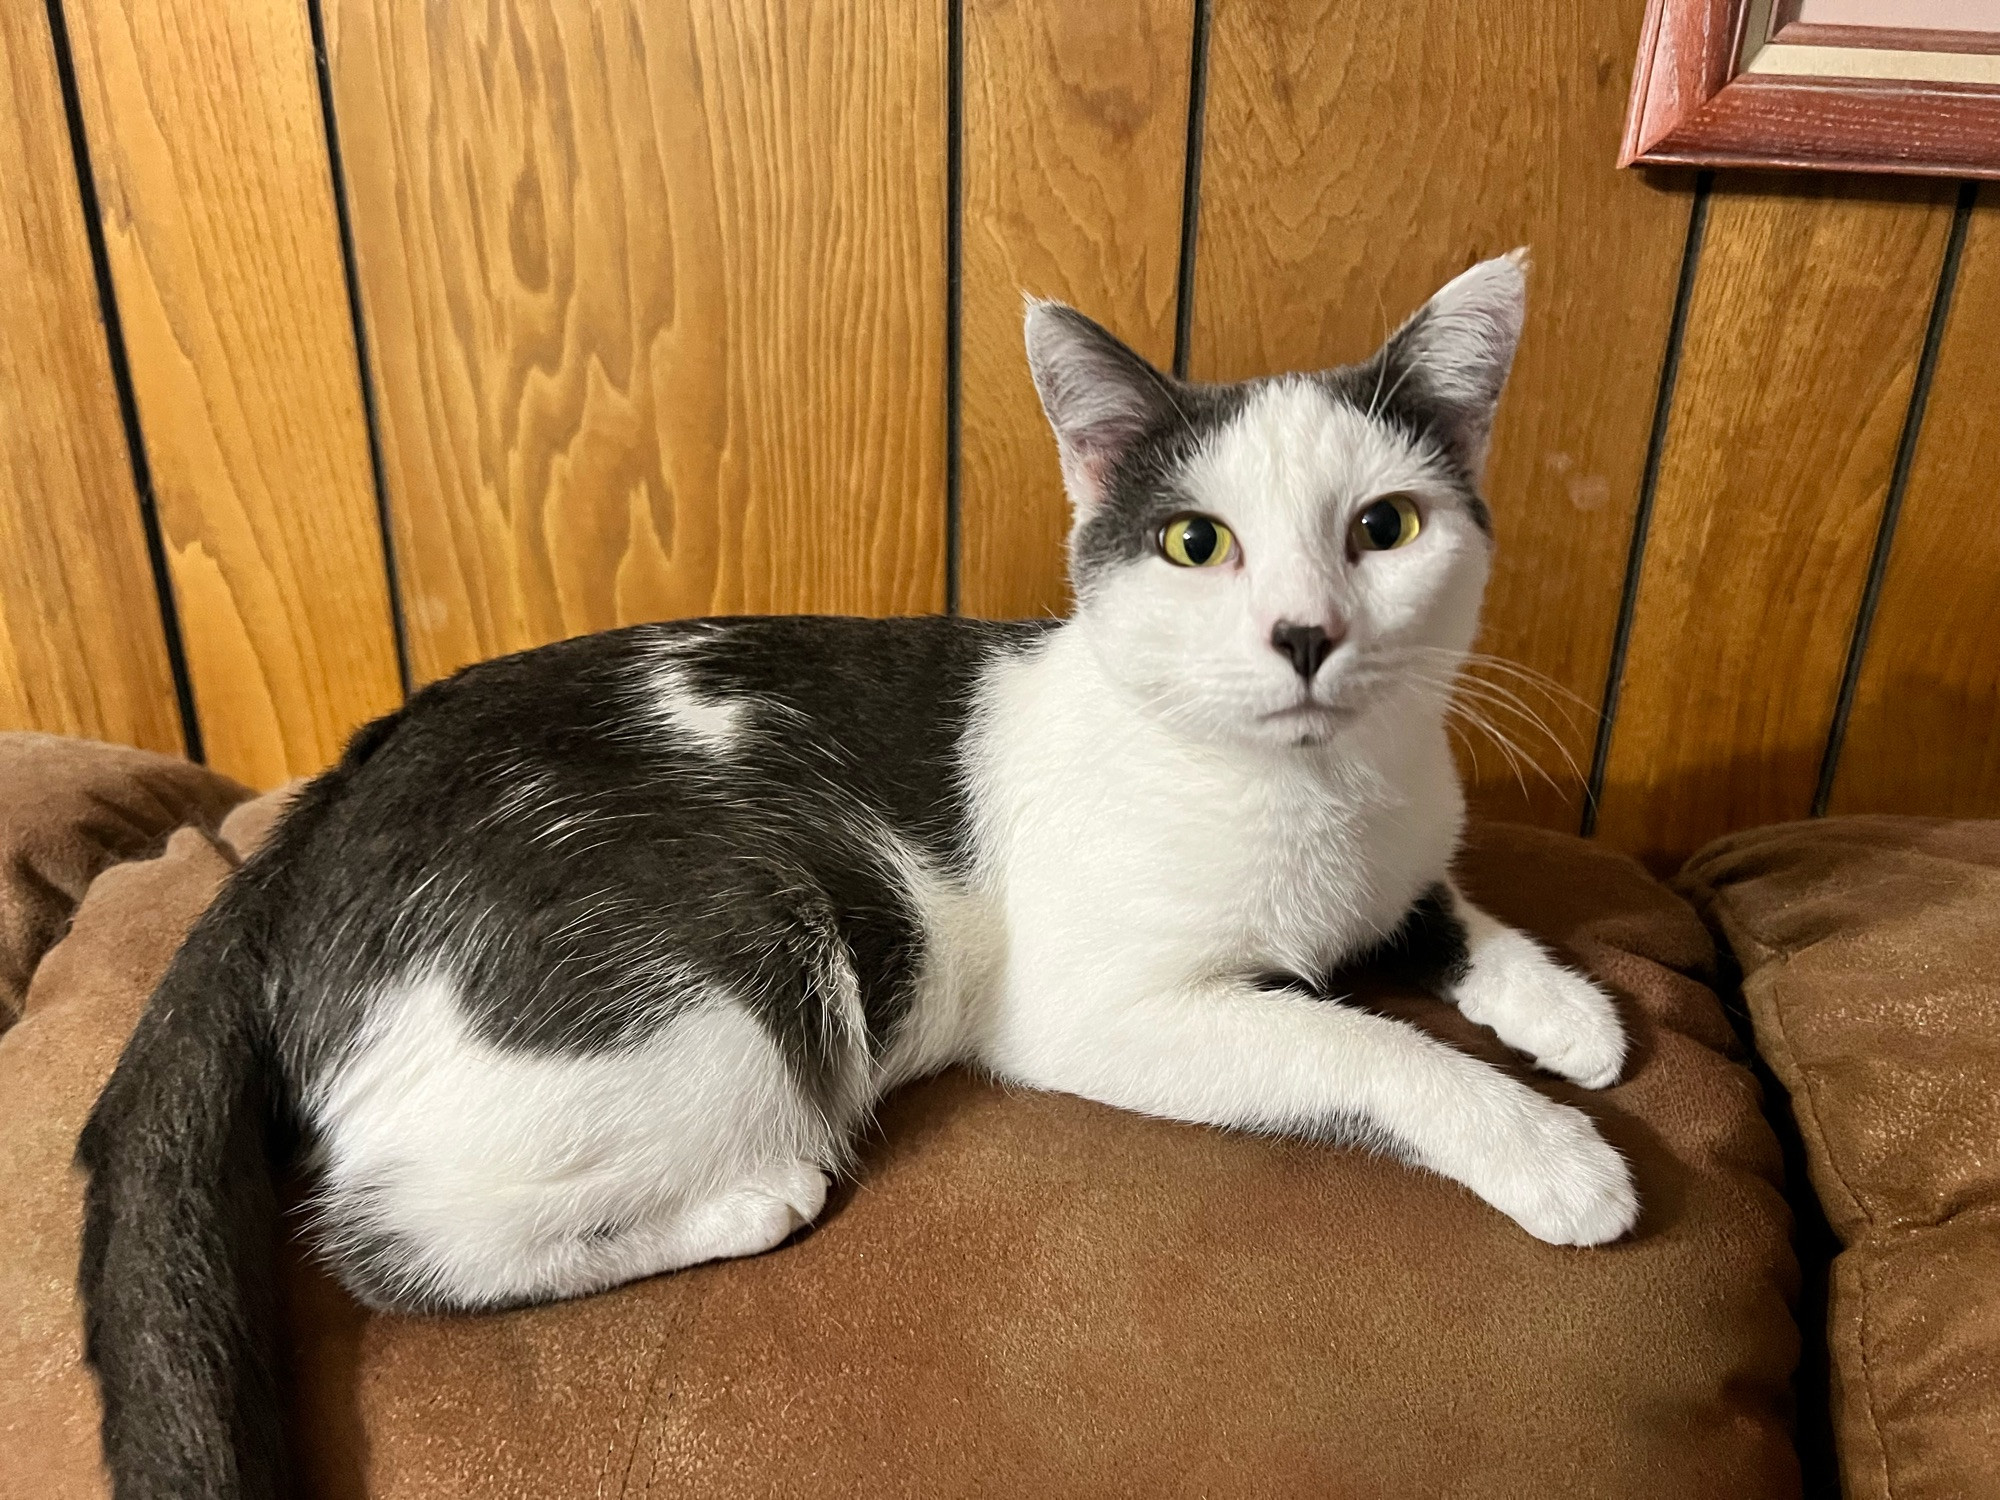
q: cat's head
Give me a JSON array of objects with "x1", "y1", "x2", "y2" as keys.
[{"x1": 1025, "y1": 254, "x2": 1525, "y2": 751}]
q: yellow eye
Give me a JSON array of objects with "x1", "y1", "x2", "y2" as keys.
[
  {"x1": 1159, "y1": 514, "x2": 1236, "y2": 568},
  {"x1": 1351, "y1": 494, "x2": 1422, "y2": 552}
]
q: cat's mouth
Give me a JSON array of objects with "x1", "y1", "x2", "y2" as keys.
[
  {"x1": 1258, "y1": 698, "x2": 1355, "y2": 748},
  {"x1": 1261, "y1": 698, "x2": 1357, "y2": 727}
]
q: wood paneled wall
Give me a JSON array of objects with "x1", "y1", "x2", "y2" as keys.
[
  {"x1": 4, "y1": 0, "x2": 1995, "y2": 870},
  {"x1": 63, "y1": 0, "x2": 403, "y2": 788},
  {"x1": 1188, "y1": 0, "x2": 1690, "y2": 832},
  {"x1": 1, "y1": 0, "x2": 183, "y2": 755},
  {"x1": 328, "y1": 0, "x2": 949, "y2": 687},
  {"x1": 958, "y1": 0, "x2": 1191, "y2": 621},
  {"x1": 1828, "y1": 194, "x2": 2000, "y2": 821},
  {"x1": 1595, "y1": 177, "x2": 1959, "y2": 867}
]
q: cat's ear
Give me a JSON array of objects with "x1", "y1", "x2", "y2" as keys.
[
  {"x1": 1024, "y1": 298, "x2": 1180, "y2": 511},
  {"x1": 1371, "y1": 250, "x2": 1528, "y2": 475}
]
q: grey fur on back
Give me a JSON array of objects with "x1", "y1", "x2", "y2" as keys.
[{"x1": 75, "y1": 614, "x2": 1043, "y2": 1494}]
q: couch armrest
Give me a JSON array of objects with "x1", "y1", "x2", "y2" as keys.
[{"x1": 1680, "y1": 816, "x2": 2000, "y2": 1500}]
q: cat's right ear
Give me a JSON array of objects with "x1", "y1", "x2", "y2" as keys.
[{"x1": 1024, "y1": 298, "x2": 1180, "y2": 511}]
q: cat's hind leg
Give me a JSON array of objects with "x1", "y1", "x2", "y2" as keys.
[{"x1": 310, "y1": 984, "x2": 850, "y2": 1312}]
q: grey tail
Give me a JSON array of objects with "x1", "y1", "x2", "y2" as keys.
[{"x1": 76, "y1": 879, "x2": 292, "y2": 1500}]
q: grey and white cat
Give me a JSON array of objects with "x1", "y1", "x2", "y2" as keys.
[{"x1": 80, "y1": 252, "x2": 1633, "y2": 1500}]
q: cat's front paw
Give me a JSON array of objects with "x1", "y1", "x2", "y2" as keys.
[
  {"x1": 1523, "y1": 967, "x2": 1627, "y2": 1090},
  {"x1": 1471, "y1": 1100, "x2": 1638, "y2": 1247},
  {"x1": 1454, "y1": 940, "x2": 1627, "y2": 1090}
]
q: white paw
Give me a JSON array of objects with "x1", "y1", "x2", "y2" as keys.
[
  {"x1": 674, "y1": 1163, "x2": 828, "y2": 1265},
  {"x1": 1533, "y1": 985, "x2": 1628, "y2": 1091},
  {"x1": 1470, "y1": 1100, "x2": 1639, "y2": 1247},
  {"x1": 1454, "y1": 937, "x2": 1628, "y2": 1089}
]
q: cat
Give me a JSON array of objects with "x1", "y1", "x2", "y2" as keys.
[{"x1": 77, "y1": 250, "x2": 1634, "y2": 1500}]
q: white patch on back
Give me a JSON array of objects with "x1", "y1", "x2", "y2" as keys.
[{"x1": 647, "y1": 657, "x2": 754, "y2": 757}]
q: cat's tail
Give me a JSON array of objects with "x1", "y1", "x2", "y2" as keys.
[{"x1": 76, "y1": 870, "x2": 293, "y2": 1500}]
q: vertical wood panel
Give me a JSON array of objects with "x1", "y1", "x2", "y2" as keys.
[
  {"x1": 958, "y1": 0, "x2": 1193, "y2": 620},
  {"x1": 1190, "y1": 0, "x2": 1692, "y2": 829},
  {"x1": 1597, "y1": 177, "x2": 1954, "y2": 869},
  {"x1": 0, "y1": 0, "x2": 181, "y2": 753},
  {"x1": 1830, "y1": 191, "x2": 2000, "y2": 819},
  {"x1": 330, "y1": 0, "x2": 948, "y2": 685},
  {"x1": 64, "y1": 0, "x2": 403, "y2": 788}
]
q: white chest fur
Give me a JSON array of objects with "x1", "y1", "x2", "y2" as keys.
[{"x1": 965, "y1": 627, "x2": 1464, "y2": 1023}]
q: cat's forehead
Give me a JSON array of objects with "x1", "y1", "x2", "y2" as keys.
[{"x1": 1178, "y1": 379, "x2": 1437, "y2": 528}]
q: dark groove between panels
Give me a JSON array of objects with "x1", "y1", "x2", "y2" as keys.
[
  {"x1": 43, "y1": 0, "x2": 205, "y2": 763},
  {"x1": 1580, "y1": 172, "x2": 1713, "y2": 837},
  {"x1": 1811, "y1": 179, "x2": 1977, "y2": 817},
  {"x1": 307, "y1": 0, "x2": 413, "y2": 699},
  {"x1": 1171, "y1": 0, "x2": 1212, "y2": 381},
  {"x1": 943, "y1": 0, "x2": 965, "y2": 615}
]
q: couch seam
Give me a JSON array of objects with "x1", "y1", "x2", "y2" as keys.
[
  {"x1": 1760, "y1": 951, "x2": 1871, "y2": 1233},
  {"x1": 615, "y1": 1338, "x2": 672, "y2": 1497},
  {"x1": 1851, "y1": 1252, "x2": 1897, "y2": 1499},
  {"x1": 612, "y1": 1283, "x2": 710, "y2": 1496},
  {"x1": 1762, "y1": 948, "x2": 1894, "y2": 1498}
]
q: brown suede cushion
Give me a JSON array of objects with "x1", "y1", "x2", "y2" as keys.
[
  {"x1": 1680, "y1": 817, "x2": 2000, "y2": 1500},
  {"x1": 0, "y1": 733, "x2": 244, "y2": 1033},
  {"x1": 0, "y1": 824, "x2": 239, "y2": 1499},
  {"x1": 1, "y1": 770, "x2": 1802, "y2": 1499}
]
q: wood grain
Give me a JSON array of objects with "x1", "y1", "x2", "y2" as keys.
[
  {"x1": 958, "y1": 0, "x2": 1193, "y2": 620},
  {"x1": 1830, "y1": 190, "x2": 2000, "y2": 817},
  {"x1": 329, "y1": 0, "x2": 948, "y2": 685},
  {"x1": 1597, "y1": 175, "x2": 1955, "y2": 869},
  {"x1": 1191, "y1": 0, "x2": 1694, "y2": 829},
  {"x1": 63, "y1": 0, "x2": 404, "y2": 788},
  {"x1": 0, "y1": 1, "x2": 181, "y2": 754}
]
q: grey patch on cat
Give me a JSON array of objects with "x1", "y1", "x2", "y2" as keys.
[
  {"x1": 1025, "y1": 302, "x2": 1503, "y2": 604},
  {"x1": 1069, "y1": 378, "x2": 1254, "y2": 591},
  {"x1": 1341, "y1": 882, "x2": 1473, "y2": 996},
  {"x1": 1319, "y1": 342, "x2": 1495, "y2": 536}
]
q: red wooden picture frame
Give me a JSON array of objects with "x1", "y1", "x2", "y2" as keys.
[{"x1": 1621, "y1": 0, "x2": 2000, "y2": 178}]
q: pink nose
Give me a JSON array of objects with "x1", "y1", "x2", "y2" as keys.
[{"x1": 1270, "y1": 620, "x2": 1342, "y2": 680}]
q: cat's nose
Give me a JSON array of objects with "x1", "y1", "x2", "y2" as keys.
[{"x1": 1270, "y1": 620, "x2": 1339, "y2": 681}]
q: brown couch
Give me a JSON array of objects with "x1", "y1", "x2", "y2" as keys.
[
  {"x1": 1, "y1": 735, "x2": 1993, "y2": 1498},
  {"x1": 1680, "y1": 821, "x2": 2000, "y2": 1500}
]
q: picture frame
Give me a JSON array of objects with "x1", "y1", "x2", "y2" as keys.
[{"x1": 1621, "y1": 0, "x2": 2000, "y2": 177}]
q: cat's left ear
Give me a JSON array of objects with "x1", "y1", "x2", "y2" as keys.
[
  {"x1": 1024, "y1": 298, "x2": 1181, "y2": 511},
  {"x1": 1370, "y1": 250, "x2": 1528, "y2": 476}
]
